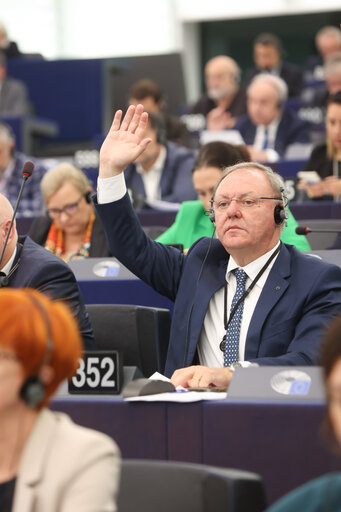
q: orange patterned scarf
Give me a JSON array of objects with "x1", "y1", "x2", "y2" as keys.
[{"x1": 45, "y1": 213, "x2": 95, "y2": 262}]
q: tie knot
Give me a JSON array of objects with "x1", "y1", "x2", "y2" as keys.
[{"x1": 233, "y1": 268, "x2": 248, "y2": 287}]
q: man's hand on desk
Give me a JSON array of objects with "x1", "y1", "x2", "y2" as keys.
[
  {"x1": 99, "y1": 104, "x2": 152, "y2": 178},
  {"x1": 171, "y1": 365, "x2": 233, "y2": 389}
]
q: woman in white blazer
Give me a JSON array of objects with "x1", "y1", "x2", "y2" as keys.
[{"x1": 0, "y1": 288, "x2": 121, "y2": 512}]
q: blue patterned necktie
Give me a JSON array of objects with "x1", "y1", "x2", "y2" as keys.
[
  {"x1": 262, "y1": 128, "x2": 269, "y2": 150},
  {"x1": 224, "y1": 268, "x2": 248, "y2": 367}
]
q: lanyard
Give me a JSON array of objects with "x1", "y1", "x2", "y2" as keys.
[{"x1": 220, "y1": 243, "x2": 281, "y2": 352}]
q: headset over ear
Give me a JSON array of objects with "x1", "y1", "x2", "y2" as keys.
[
  {"x1": 84, "y1": 191, "x2": 92, "y2": 204},
  {"x1": 209, "y1": 197, "x2": 215, "y2": 223},
  {"x1": 274, "y1": 187, "x2": 289, "y2": 225},
  {"x1": 19, "y1": 295, "x2": 54, "y2": 409}
]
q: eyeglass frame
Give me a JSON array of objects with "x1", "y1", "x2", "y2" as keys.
[
  {"x1": 46, "y1": 194, "x2": 86, "y2": 219},
  {"x1": 210, "y1": 195, "x2": 286, "y2": 214}
]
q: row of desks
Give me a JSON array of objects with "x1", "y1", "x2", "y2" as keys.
[{"x1": 51, "y1": 394, "x2": 339, "y2": 507}]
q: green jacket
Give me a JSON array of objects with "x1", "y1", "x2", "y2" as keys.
[{"x1": 156, "y1": 200, "x2": 311, "y2": 252}]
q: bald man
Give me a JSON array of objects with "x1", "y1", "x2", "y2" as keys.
[
  {"x1": 0, "y1": 193, "x2": 94, "y2": 349},
  {"x1": 186, "y1": 55, "x2": 247, "y2": 130}
]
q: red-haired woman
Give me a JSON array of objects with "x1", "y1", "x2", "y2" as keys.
[{"x1": 0, "y1": 288, "x2": 120, "y2": 512}]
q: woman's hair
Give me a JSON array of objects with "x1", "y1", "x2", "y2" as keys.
[
  {"x1": 320, "y1": 313, "x2": 341, "y2": 445},
  {"x1": 40, "y1": 163, "x2": 92, "y2": 204},
  {"x1": 326, "y1": 91, "x2": 341, "y2": 159},
  {"x1": 192, "y1": 141, "x2": 250, "y2": 173},
  {"x1": 0, "y1": 288, "x2": 82, "y2": 408}
]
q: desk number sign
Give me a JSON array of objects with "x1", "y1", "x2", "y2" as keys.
[{"x1": 68, "y1": 351, "x2": 123, "y2": 395}]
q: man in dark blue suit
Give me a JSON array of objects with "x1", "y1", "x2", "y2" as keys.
[
  {"x1": 0, "y1": 193, "x2": 94, "y2": 350},
  {"x1": 235, "y1": 74, "x2": 312, "y2": 163},
  {"x1": 243, "y1": 33, "x2": 303, "y2": 98},
  {"x1": 123, "y1": 112, "x2": 196, "y2": 207},
  {"x1": 95, "y1": 104, "x2": 341, "y2": 389}
]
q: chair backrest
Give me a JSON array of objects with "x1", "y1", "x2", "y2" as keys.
[
  {"x1": 298, "y1": 218, "x2": 341, "y2": 250},
  {"x1": 86, "y1": 304, "x2": 171, "y2": 377},
  {"x1": 117, "y1": 459, "x2": 266, "y2": 512}
]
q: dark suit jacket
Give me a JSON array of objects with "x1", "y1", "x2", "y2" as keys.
[
  {"x1": 302, "y1": 143, "x2": 335, "y2": 180},
  {"x1": 0, "y1": 76, "x2": 31, "y2": 116},
  {"x1": 8, "y1": 236, "x2": 95, "y2": 350},
  {"x1": 28, "y1": 213, "x2": 112, "y2": 258},
  {"x1": 124, "y1": 141, "x2": 196, "y2": 204},
  {"x1": 95, "y1": 193, "x2": 341, "y2": 377},
  {"x1": 187, "y1": 88, "x2": 247, "y2": 118},
  {"x1": 243, "y1": 62, "x2": 304, "y2": 98},
  {"x1": 234, "y1": 107, "x2": 312, "y2": 157}
]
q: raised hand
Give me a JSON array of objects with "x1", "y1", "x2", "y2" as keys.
[{"x1": 99, "y1": 104, "x2": 152, "y2": 178}]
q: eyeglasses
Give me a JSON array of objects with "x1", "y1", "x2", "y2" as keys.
[
  {"x1": 212, "y1": 196, "x2": 283, "y2": 212},
  {"x1": 47, "y1": 195, "x2": 85, "y2": 219}
]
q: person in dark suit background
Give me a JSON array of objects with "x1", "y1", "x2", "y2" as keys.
[
  {"x1": 128, "y1": 78, "x2": 194, "y2": 148},
  {"x1": 185, "y1": 55, "x2": 247, "y2": 131},
  {"x1": 0, "y1": 20, "x2": 22, "y2": 59},
  {"x1": 0, "y1": 192, "x2": 95, "y2": 350},
  {"x1": 235, "y1": 74, "x2": 312, "y2": 162},
  {"x1": 94, "y1": 104, "x2": 341, "y2": 389},
  {"x1": 29, "y1": 162, "x2": 111, "y2": 261},
  {"x1": 303, "y1": 52, "x2": 341, "y2": 116},
  {"x1": 123, "y1": 111, "x2": 197, "y2": 206},
  {"x1": 304, "y1": 25, "x2": 341, "y2": 82},
  {"x1": 0, "y1": 52, "x2": 31, "y2": 116},
  {"x1": 243, "y1": 33, "x2": 304, "y2": 98},
  {"x1": 0, "y1": 122, "x2": 47, "y2": 217}
]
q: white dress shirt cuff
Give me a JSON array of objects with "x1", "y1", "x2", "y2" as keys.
[
  {"x1": 265, "y1": 149, "x2": 280, "y2": 163},
  {"x1": 97, "y1": 173, "x2": 127, "y2": 204}
]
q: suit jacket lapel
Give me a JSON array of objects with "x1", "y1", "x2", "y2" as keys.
[
  {"x1": 245, "y1": 244, "x2": 291, "y2": 360},
  {"x1": 13, "y1": 409, "x2": 57, "y2": 512},
  {"x1": 186, "y1": 243, "x2": 228, "y2": 364}
]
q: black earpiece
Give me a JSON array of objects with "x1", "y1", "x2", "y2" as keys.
[
  {"x1": 274, "y1": 204, "x2": 289, "y2": 225},
  {"x1": 20, "y1": 375, "x2": 46, "y2": 409},
  {"x1": 19, "y1": 295, "x2": 54, "y2": 409},
  {"x1": 84, "y1": 191, "x2": 92, "y2": 204},
  {"x1": 209, "y1": 198, "x2": 215, "y2": 223}
]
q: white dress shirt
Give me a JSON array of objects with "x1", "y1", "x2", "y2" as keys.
[
  {"x1": 253, "y1": 118, "x2": 280, "y2": 163},
  {"x1": 197, "y1": 242, "x2": 280, "y2": 367},
  {"x1": 135, "y1": 146, "x2": 166, "y2": 201}
]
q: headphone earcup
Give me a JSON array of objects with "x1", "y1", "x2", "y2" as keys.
[
  {"x1": 20, "y1": 375, "x2": 46, "y2": 409},
  {"x1": 209, "y1": 209, "x2": 215, "y2": 223},
  {"x1": 274, "y1": 204, "x2": 288, "y2": 225},
  {"x1": 84, "y1": 191, "x2": 92, "y2": 204}
]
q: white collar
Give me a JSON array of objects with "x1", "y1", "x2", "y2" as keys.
[{"x1": 226, "y1": 241, "x2": 281, "y2": 288}]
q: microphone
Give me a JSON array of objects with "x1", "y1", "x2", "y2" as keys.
[
  {"x1": 295, "y1": 226, "x2": 341, "y2": 235},
  {"x1": 0, "y1": 160, "x2": 35, "y2": 272}
]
